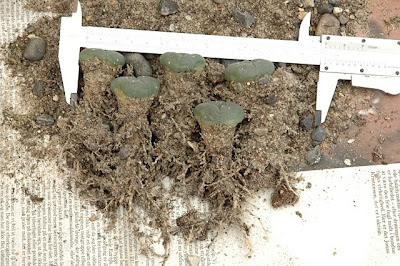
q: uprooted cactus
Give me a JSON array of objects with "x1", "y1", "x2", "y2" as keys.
[
  {"x1": 194, "y1": 101, "x2": 244, "y2": 155},
  {"x1": 225, "y1": 59, "x2": 275, "y2": 82},
  {"x1": 111, "y1": 76, "x2": 161, "y2": 159},
  {"x1": 79, "y1": 48, "x2": 125, "y2": 107},
  {"x1": 150, "y1": 52, "x2": 208, "y2": 178},
  {"x1": 111, "y1": 76, "x2": 160, "y2": 117}
]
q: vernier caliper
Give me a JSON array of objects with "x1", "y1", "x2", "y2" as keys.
[{"x1": 59, "y1": 1, "x2": 400, "y2": 124}]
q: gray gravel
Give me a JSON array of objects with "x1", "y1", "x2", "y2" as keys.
[
  {"x1": 33, "y1": 81, "x2": 43, "y2": 95},
  {"x1": 118, "y1": 145, "x2": 131, "y2": 160},
  {"x1": 306, "y1": 145, "x2": 322, "y2": 165},
  {"x1": 123, "y1": 53, "x2": 152, "y2": 77},
  {"x1": 258, "y1": 77, "x2": 270, "y2": 85},
  {"x1": 159, "y1": 0, "x2": 179, "y2": 16},
  {"x1": 328, "y1": 0, "x2": 341, "y2": 7},
  {"x1": 317, "y1": 4, "x2": 334, "y2": 14},
  {"x1": 24, "y1": 37, "x2": 46, "y2": 61},
  {"x1": 338, "y1": 14, "x2": 349, "y2": 25},
  {"x1": 234, "y1": 11, "x2": 255, "y2": 28},
  {"x1": 300, "y1": 117, "x2": 313, "y2": 131},
  {"x1": 302, "y1": 0, "x2": 315, "y2": 8},
  {"x1": 266, "y1": 94, "x2": 277, "y2": 105},
  {"x1": 36, "y1": 114, "x2": 55, "y2": 126},
  {"x1": 315, "y1": 14, "x2": 340, "y2": 36},
  {"x1": 311, "y1": 125, "x2": 327, "y2": 143}
]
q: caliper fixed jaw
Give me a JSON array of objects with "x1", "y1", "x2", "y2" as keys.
[{"x1": 58, "y1": 1, "x2": 82, "y2": 105}]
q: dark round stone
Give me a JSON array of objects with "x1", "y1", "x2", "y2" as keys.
[
  {"x1": 24, "y1": 37, "x2": 46, "y2": 61},
  {"x1": 123, "y1": 53, "x2": 152, "y2": 77},
  {"x1": 317, "y1": 3, "x2": 334, "y2": 14},
  {"x1": 311, "y1": 125, "x2": 327, "y2": 142},
  {"x1": 300, "y1": 117, "x2": 313, "y2": 130}
]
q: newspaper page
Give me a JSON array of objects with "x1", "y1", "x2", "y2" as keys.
[
  {"x1": 1, "y1": 1, "x2": 400, "y2": 265},
  {"x1": 1, "y1": 161, "x2": 400, "y2": 265}
]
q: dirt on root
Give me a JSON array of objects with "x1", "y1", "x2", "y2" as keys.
[{"x1": 3, "y1": 0, "x2": 370, "y2": 254}]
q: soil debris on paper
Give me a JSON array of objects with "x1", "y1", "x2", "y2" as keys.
[{"x1": 2, "y1": 0, "x2": 372, "y2": 255}]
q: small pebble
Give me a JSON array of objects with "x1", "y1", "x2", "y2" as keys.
[
  {"x1": 298, "y1": 11, "x2": 308, "y2": 20},
  {"x1": 118, "y1": 145, "x2": 131, "y2": 160},
  {"x1": 317, "y1": 3, "x2": 334, "y2": 14},
  {"x1": 347, "y1": 139, "x2": 355, "y2": 144},
  {"x1": 344, "y1": 159, "x2": 351, "y2": 166},
  {"x1": 338, "y1": 15, "x2": 349, "y2": 25},
  {"x1": 333, "y1": 7, "x2": 343, "y2": 15},
  {"x1": 24, "y1": 37, "x2": 46, "y2": 61},
  {"x1": 266, "y1": 94, "x2": 277, "y2": 105},
  {"x1": 233, "y1": 83, "x2": 243, "y2": 93},
  {"x1": 311, "y1": 125, "x2": 327, "y2": 143},
  {"x1": 234, "y1": 10, "x2": 255, "y2": 28},
  {"x1": 36, "y1": 114, "x2": 55, "y2": 126},
  {"x1": 328, "y1": 0, "x2": 341, "y2": 7},
  {"x1": 123, "y1": 53, "x2": 152, "y2": 77},
  {"x1": 159, "y1": 0, "x2": 179, "y2": 16},
  {"x1": 258, "y1": 77, "x2": 270, "y2": 85},
  {"x1": 300, "y1": 117, "x2": 313, "y2": 130},
  {"x1": 315, "y1": 14, "x2": 340, "y2": 36},
  {"x1": 302, "y1": 0, "x2": 315, "y2": 8},
  {"x1": 306, "y1": 145, "x2": 322, "y2": 165},
  {"x1": 33, "y1": 80, "x2": 43, "y2": 94},
  {"x1": 52, "y1": 95, "x2": 59, "y2": 102}
]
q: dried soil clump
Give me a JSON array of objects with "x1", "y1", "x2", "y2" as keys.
[{"x1": 3, "y1": 0, "x2": 372, "y2": 253}]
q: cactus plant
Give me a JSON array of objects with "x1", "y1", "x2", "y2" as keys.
[
  {"x1": 194, "y1": 101, "x2": 244, "y2": 126},
  {"x1": 225, "y1": 59, "x2": 275, "y2": 82},
  {"x1": 160, "y1": 52, "x2": 206, "y2": 73},
  {"x1": 79, "y1": 48, "x2": 125, "y2": 67},
  {"x1": 111, "y1": 76, "x2": 160, "y2": 116},
  {"x1": 194, "y1": 101, "x2": 244, "y2": 154},
  {"x1": 79, "y1": 49, "x2": 125, "y2": 107}
]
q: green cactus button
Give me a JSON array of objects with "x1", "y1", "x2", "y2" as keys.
[
  {"x1": 194, "y1": 101, "x2": 244, "y2": 126},
  {"x1": 225, "y1": 59, "x2": 275, "y2": 82},
  {"x1": 79, "y1": 48, "x2": 125, "y2": 67},
  {"x1": 111, "y1": 76, "x2": 160, "y2": 99},
  {"x1": 160, "y1": 52, "x2": 206, "y2": 73}
]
